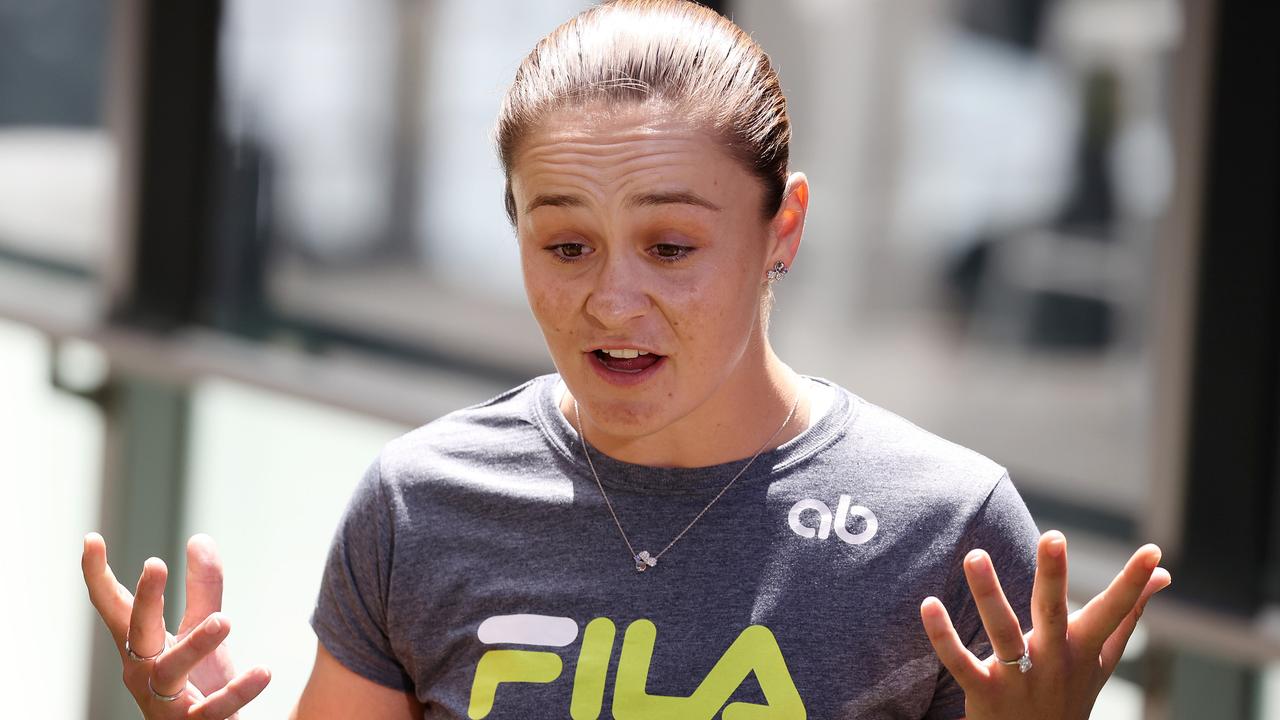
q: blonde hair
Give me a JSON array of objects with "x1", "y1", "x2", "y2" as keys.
[{"x1": 495, "y1": 0, "x2": 791, "y2": 224}]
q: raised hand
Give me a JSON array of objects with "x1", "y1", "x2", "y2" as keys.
[
  {"x1": 920, "y1": 530, "x2": 1171, "y2": 720},
  {"x1": 81, "y1": 533, "x2": 271, "y2": 719}
]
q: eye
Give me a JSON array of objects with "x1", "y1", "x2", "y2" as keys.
[
  {"x1": 547, "y1": 243, "x2": 591, "y2": 262},
  {"x1": 650, "y1": 243, "x2": 693, "y2": 263}
]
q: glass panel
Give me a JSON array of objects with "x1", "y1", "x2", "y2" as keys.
[
  {"x1": 0, "y1": 318, "x2": 105, "y2": 720},
  {"x1": 1265, "y1": 663, "x2": 1280, "y2": 718},
  {"x1": 216, "y1": 0, "x2": 589, "y2": 365},
  {"x1": 0, "y1": 3, "x2": 115, "y2": 273},
  {"x1": 738, "y1": 0, "x2": 1184, "y2": 531},
  {"x1": 180, "y1": 378, "x2": 410, "y2": 720}
]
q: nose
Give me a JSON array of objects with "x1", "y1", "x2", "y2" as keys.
[{"x1": 584, "y1": 251, "x2": 651, "y2": 328}]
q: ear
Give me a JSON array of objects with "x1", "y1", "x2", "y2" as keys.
[{"x1": 767, "y1": 172, "x2": 809, "y2": 274}]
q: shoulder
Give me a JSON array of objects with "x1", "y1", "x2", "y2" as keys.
[
  {"x1": 819, "y1": 382, "x2": 1040, "y2": 575},
  {"x1": 835, "y1": 388, "x2": 1039, "y2": 555},
  {"x1": 824, "y1": 381, "x2": 1009, "y2": 504},
  {"x1": 376, "y1": 375, "x2": 559, "y2": 487}
]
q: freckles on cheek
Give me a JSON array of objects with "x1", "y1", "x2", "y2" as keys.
[{"x1": 528, "y1": 287, "x2": 577, "y2": 338}]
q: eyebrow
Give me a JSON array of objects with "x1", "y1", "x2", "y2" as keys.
[
  {"x1": 629, "y1": 190, "x2": 721, "y2": 212},
  {"x1": 523, "y1": 189, "x2": 721, "y2": 214}
]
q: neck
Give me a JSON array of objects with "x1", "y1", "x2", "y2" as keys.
[{"x1": 563, "y1": 343, "x2": 809, "y2": 468}]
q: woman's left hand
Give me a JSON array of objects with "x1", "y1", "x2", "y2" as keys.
[{"x1": 920, "y1": 531, "x2": 1172, "y2": 720}]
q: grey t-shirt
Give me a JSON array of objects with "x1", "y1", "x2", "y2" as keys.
[{"x1": 312, "y1": 375, "x2": 1038, "y2": 719}]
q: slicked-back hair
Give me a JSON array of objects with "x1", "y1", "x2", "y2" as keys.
[{"x1": 495, "y1": 0, "x2": 791, "y2": 226}]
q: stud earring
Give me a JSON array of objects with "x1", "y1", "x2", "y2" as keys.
[{"x1": 766, "y1": 261, "x2": 789, "y2": 282}]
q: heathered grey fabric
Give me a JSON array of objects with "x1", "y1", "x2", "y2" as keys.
[{"x1": 311, "y1": 375, "x2": 1038, "y2": 719}]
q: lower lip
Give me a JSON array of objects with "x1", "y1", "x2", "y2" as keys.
[{"x1": 586, "y1": 352, "x2": 666, "y2": 387}]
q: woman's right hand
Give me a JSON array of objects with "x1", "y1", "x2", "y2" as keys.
[{"x1": 81, "y1": 532, "x2": 271, "y2": 719}]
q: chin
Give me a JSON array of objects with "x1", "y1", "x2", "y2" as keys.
[
  {"x1": 582, "y1": 395, "x2": 662, "y2": 429},
  {"x1": 573, "y1": 389, "x2": 679, "y2": 440}
]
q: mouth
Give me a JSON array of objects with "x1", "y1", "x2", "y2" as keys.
[{"x1": 586, "y1": 347, "x2": 666, "y2": 385}]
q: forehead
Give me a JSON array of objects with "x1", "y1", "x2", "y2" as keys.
[{"x1": 510, "y1": 101, "x2": 759, "y2": 214}]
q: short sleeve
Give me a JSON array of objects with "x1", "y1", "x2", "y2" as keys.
[
  {"x1": 310, "y1": 456, "x2": 414, "y2": 691},
  {"x1": 925, "y1": 473, "x2": 1040, "y2": 720}
]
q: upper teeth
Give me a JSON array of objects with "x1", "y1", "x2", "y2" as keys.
[{"x1": 604, "y1": 349, "x2": 648, "y2": 359}]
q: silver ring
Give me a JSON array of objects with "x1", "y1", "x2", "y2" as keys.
[
  {"x1": 125, "y1": 635, "x2": 163, "y2": 663},
  {"x1": 996, "y1": 645, "x2": 1033, "y2": 673},
  {"x1": 148, "y1": 676, "x2": 183, "y2": 703}
]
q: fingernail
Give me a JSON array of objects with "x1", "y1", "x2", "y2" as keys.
[
  {"x1": 1048, "y1": 537, "x2": 1065, "y2": 557},
  {"x1": 206, "y1": 617, "x2": 222, "y2": 634}
]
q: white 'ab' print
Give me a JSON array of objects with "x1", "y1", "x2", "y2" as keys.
[{"x1": 787, "y1": 495, "x2": 878, "y2": 544}]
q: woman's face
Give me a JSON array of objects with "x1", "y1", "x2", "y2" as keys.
[{"x1": 511, "y1": 101, "x2": 802, "y2": 443}]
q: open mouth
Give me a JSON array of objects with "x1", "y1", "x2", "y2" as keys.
[{"x1": 590, "y1": 348, "x2": 664, "y2": 374}]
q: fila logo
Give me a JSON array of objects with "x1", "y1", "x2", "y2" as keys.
[
  {"x1": 467, "y1": 614, "x2": 806, "y2": 719},
  {"x1": 787, "y1": 495, "x2": 878, "y2": 544}
]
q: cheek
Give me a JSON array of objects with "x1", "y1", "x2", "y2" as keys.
[
  {"x1": 523, "y1": 265, "x2": 578, "y2": 343},
  {"x1": 664, "y1": 259, "x2": 760, "y2": 350}
]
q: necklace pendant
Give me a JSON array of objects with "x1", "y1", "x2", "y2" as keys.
[{"x1": 634, "y1": 551, "x2": 657, "y2": 572}]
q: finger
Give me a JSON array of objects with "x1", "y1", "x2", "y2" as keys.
[
  {"x1": 1072, "y1": 544, "x2": 1161, "y2": 653},
  {"x1": 1030, "y1": 530, "x2": 1069, "y2": 655},
  {"x1": 1099, "y1": 567, "x2": 1171, "y2": 673},
  {"x1": 190, "y1": 666, "x2": 271, "y2": 720},
  {"x1": 81, "y1": 533, "x2": 135, "y2": 646},
  {"x1": 920, "y1": 597, "x2": 988, "y2": 689},
  {"x1": 963, "y1": 549, "x2": 1027, "y2": 665},
  {"x1": 127, "y1": 557, "x2": 170, "y2": 659},
  {"x1": 181, "y1": 534, "x2": 225, "y2": 634},
  {"x1": 152, "y1": 613, "x2": 231, "y2": 696}
]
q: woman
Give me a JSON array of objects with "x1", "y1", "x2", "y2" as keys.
[{"x1": 82, "y1": 1, "x2": 1171, "y2": 718}]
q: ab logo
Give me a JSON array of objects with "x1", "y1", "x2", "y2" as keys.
[
  {"x1": 787, "y1": 495, "x2": 878, "y2": 545},
  {"x1": 467, "y1": 614, "x2": 806, "y2": 719}
]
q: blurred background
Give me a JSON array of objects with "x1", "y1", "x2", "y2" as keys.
[{"x1": 0, "y1": 0, "x2": 1275, "y2": 717}]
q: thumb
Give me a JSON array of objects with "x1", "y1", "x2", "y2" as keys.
[{"x1": 1099, "y1": 567, "x2": 1170, "y2": 673}]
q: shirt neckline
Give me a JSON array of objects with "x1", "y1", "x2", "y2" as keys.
[{"x1": 529, "y1": 374, "x2": 858, "y2": 495}]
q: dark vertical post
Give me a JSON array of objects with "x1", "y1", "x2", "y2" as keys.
[
  {"x1": 87, "y1": 1, "x2": 221, "y2": 717},
  {"x1": 110, "y1": 0, "x2": 222, "y2": 330},
  {"x1": 1176, "y1": 0, "x2": 1280, "y2": 617},
  {"x1": 1165, "y1": 0, "x2": 1279, "y2": 717}
]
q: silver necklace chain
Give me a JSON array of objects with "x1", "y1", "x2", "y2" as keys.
[{"x1": 572, "y1": 390, "x2": 802, "y2": 572}]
